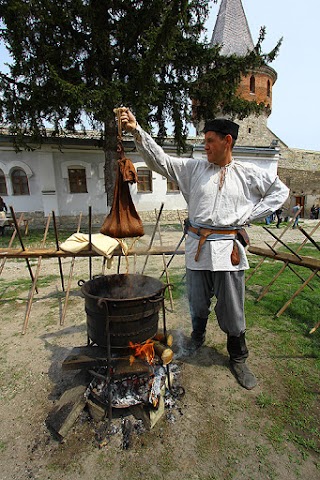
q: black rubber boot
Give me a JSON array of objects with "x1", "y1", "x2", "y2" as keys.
[{"x1": 227, "y1": 333, "x2": 257, "y2": 390}]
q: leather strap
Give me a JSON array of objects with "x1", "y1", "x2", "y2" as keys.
[{"x1": 186, "y1": 225, "x2": 238, "y2": 261}]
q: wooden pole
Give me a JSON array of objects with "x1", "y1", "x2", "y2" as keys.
[
  {"x1": 60, "y1": 213, "x2": 83, "y2": 326},
  {"x1": 159, "y1": 231, "x2": 186, "y2": 278},
  {"x1": 262, "y1": 226, "x2": 303, "y2": 260},
  {"x1": 246, "y1": 219, "x2": 296, "y2": 283},
  {"x1": 275, "y1": 268, "x2": 319, "y2": 318},
  {"x1": 88, "y1": 206, "x2": 92, "y2": 280},
  {"x1": 22, "y1": 214, "x2": 51, "y2": 334},
  {"x1": 9, "y1": 206, "x2": 37, "y2": 291},
  {"x1": 52, "y1": 210, "x2": 65, "y2": 292},
  {"x1": 298, "y1": 225, "x2": 320, "y2": 251},
  {"x1": 255, "y1": 222, "x2": 320, "y2": 301},
  {"x1": 156, "y1": 208, "x2": 174, "y2": 311},
  {"x1": 309, "y1": 319, "x2": 320, "y2": 334},
  {"x1": 141, "y1": 202, "x2": 164, "y2": 274}
]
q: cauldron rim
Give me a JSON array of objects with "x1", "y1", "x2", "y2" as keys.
[{"x1": 80, "y1": 273, "x2": 165, "y2": 302}]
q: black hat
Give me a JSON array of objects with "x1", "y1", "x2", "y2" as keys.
[{"x1": 203, "y1": 118, "x2": 239, "y2": 140}]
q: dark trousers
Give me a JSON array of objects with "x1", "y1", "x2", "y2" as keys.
[{"x1": 186, "y1": 269, "x2": 246, "y2": 339}]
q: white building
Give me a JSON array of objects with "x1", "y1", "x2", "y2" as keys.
[{"x1": 0, "y1": 130, "x2": 280, "y2": 226}]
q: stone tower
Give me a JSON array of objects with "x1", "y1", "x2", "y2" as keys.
[{"x1": 210, "y1": 0, "x2": 278, "y2": 147}]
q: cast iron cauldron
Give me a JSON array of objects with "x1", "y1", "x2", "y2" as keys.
[{"x1": 80, "y1": 274, "x2": 166, "y2": 348}]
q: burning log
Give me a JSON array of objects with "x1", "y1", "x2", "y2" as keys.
[{"x1": 153, "y1": 341, "x2": 174, "y2": 366}]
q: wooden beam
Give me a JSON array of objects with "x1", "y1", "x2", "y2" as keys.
[
  {"x1": 0, "y1": 244, "x2": 186, "y2": 259},
  {"x1": 248, "y1": 246, "x2": 320, "y2": 270}
]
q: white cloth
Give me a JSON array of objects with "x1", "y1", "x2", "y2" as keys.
[
  {"x1": 0, "y1": 212, "x2": 9, "y2": 227},
  {"x1": 59, "y1": 233, "x2": 125, "y2": 265},
  {"x1": 132, "y1": 125, "x2": 290, "y2": 272}
]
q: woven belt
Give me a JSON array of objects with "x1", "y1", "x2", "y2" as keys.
[{"x1": 186, "y1": 225, "x2": 238, "y2": 261}]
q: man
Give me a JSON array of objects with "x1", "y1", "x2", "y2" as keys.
[
  {"x1": 120, "y1": 107, "x2": 289, "y2": 390},
  {"x1": 0, "y1": 196, "x2": 8, "y2": 236},
  {"x1": 292, "y1": 204, "x2": 301, "y2": 229},
  {"x1": 275, "y1": 208, "x2": 283, "y2": 228}
]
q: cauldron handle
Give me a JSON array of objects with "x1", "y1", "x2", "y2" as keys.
[
  {"x1": 148, "y1": 296, "x2": 165, "y2": 303},
  {"x1": 97, "y1": 298, "x2": 108, "y2": 309},
  {"x1": 148, "y1": 283, "x2": 173, "y2": 303}
]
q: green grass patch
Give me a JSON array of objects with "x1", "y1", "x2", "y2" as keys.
[
  {"x1": 246, "y1": 252, "x2": 320, "y2": 456},
  {"x1": 0, "y1": 274, "x2": 61, "y2": 301}
]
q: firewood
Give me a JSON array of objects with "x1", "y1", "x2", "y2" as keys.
[
  {"x1": 46, "y1": 371, "x2": 89, "y2": 439},
  {"x1": 153, "y1": 341, "x2": 173, "y2": 365},
  {"x1": 153, "y1": 332, "x2": 173, "y2": 347}
]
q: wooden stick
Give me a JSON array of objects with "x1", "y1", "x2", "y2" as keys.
[
  {"x1": 159, "y1": 231, "x2": 186, "y2": 278},
  {"x1": 22, "y1": 214, "x2": 51, "y2": 334},
  {"x1": 0, "y1": 213, "x2": 24, "y2": 276},
  {"x1": 101, "y1": 256, "x2": 107, "y2": 275},
  {"x1": 262, "y1": 226, "x2": 303, "y2": 260},
  {"x1": 156, "y1": 208, "x2": 174, "y2": 311},
  {"x1": 52, "y1": 210, "x2": 65, "y2": 292},
  {"x1": 298, "y1": 226, "x2": 320, "y2": 251},
  {"x1": 9, "y1": 206, "x2": 37, "y2": 291},
  {"x1": 275, "y1": 268, "x2": 319, "y2": 318},
  {"x1": 60, "y1": 213, "x2": 83, "y2": 326},
  {"x1": 246, "y1": 219, "x2": 296, "y2": 283},
  {"x1": 310, "y1": 319, "x2": 320, "y2": 334},
  {"x1": 88, "y1": 206, "x2": 92, "y2": 280},
  {"x1": 141, "y1": 202, "x2": 164, "y2": 274},
  {"x1": 256, "y1": 221, "x2": 320, "y2": 300}
]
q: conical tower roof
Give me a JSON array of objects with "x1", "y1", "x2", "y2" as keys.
[{"x1": 210, "y1": 0, "x2": 255, "y2": 56}]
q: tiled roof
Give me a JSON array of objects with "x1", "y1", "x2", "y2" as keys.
[{"x1": 210, "y1": 0, "x2": 255, "y2": 56}]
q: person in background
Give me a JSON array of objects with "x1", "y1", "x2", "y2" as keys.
[
  {"x1": 0, "y1": 197, "x2": 7, "y2": 213},
  {"x1": 265, "y1": 214, "x2": 273, "y2": 225},
  {"x1": 0, "y1": 197, "x2": 8, "y2": 236},
  {"x1": 275, "y1": 208, "x2": 283, "y2": 228},
  {"x1": 292, "y1": 204, "x2": 301, "y2": 228},
  {"x1": 120, "y1": 107, "x2": 289, "y2": 390}
]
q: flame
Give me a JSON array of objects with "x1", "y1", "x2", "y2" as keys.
[{"x1": 129, "y1": 339, "x2": 155, "y2": 365}]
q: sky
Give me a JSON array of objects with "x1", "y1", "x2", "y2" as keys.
[
  {"x1": 0, "y1": 0, "x2": 319, "y2": 152},
  {"x1": 206, "y1": 0, "x2": 320, "y2": 152}
]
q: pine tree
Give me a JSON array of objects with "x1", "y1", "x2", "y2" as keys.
[{"x1": 0, "y1": 0, "x2": 281, "y2": 204}]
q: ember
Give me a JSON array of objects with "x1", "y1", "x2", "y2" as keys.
[{"x1": 86, "y1": 363, "x2": 167, "y2": 409}]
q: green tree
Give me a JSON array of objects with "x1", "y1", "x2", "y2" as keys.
[{"x1": 0, "y1": 0, "x2": 281, "y2": 204}]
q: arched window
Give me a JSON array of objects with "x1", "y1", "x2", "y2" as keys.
[
  {"x1": 250, "y1": 75, "x2": 255, "y2": 93},
  {"x1": 11, "y1": 168, "x2": 30, "y2": 195},
  {"x1": 267, "y1": 80, "x2": 271, "y2": 97},
  {"x1": 68, "y1": 167, "x2": 87, "y2": 193},
  {"x1": 137, "y1": 167, "x2": 152, "y2": 192},
  {"x1": 0, "y1": 169, "x2": 7, "y2": 195}
]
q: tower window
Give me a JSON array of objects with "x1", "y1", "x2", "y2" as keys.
[
  {"x1": 250, "y1": 75, "x2": 255, "y2": 93},
  {"x1": 267, "y1": 80, "x2": 271, "y2": 97}
]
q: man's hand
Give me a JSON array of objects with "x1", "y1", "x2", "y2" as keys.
[{"x1": 117, "y1": 107, "x2": 137, "y2": 132}]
